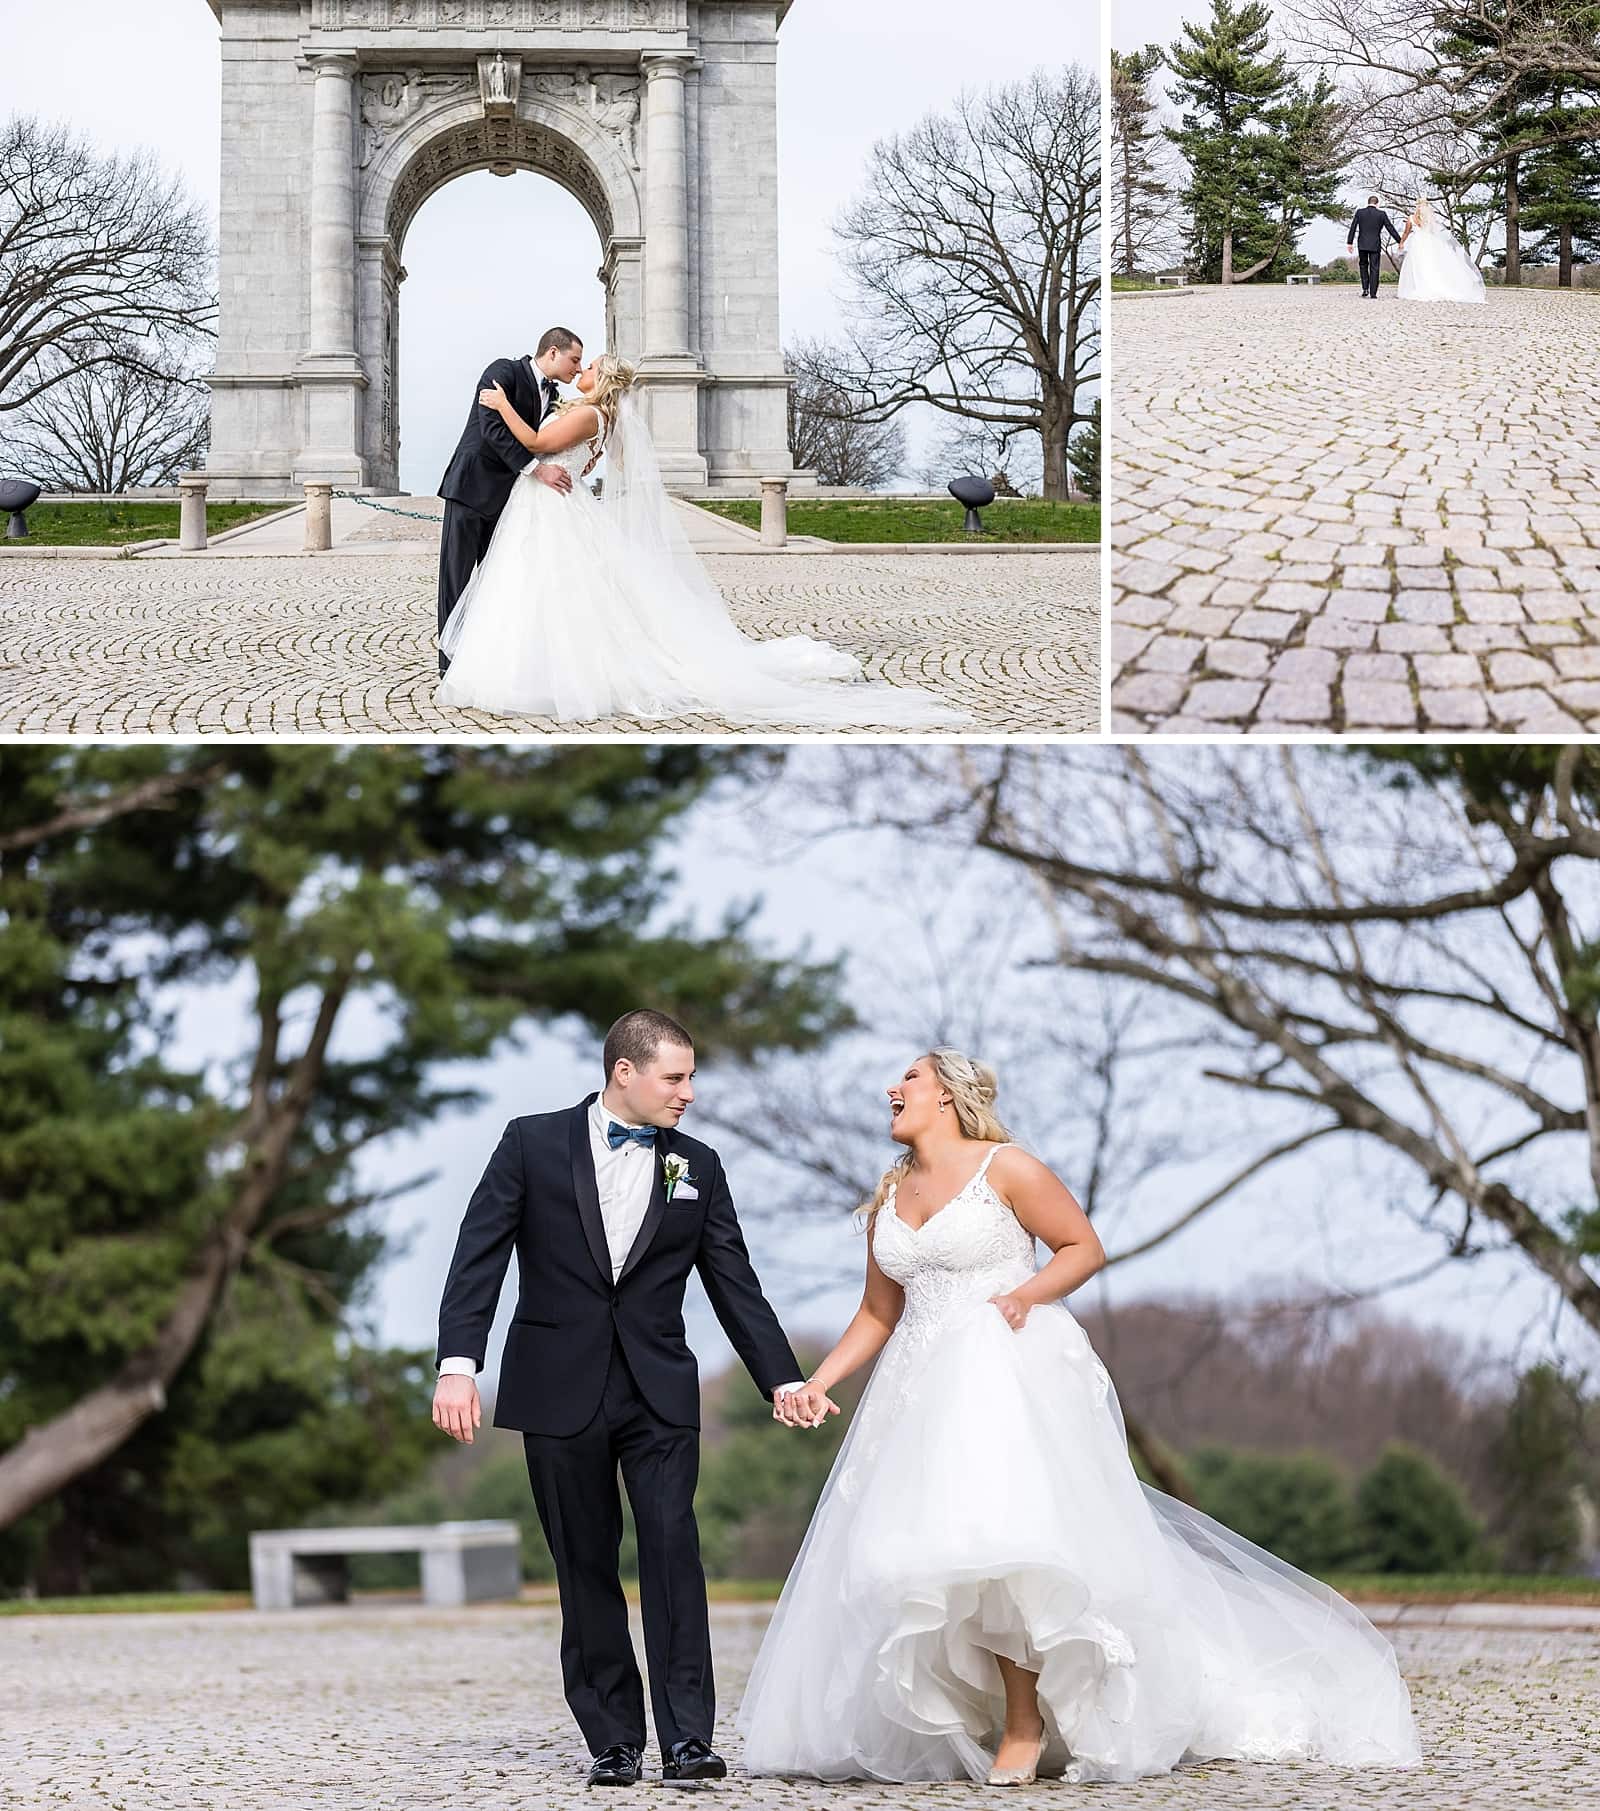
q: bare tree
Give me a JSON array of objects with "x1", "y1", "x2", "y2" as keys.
[
  {"x1": 3, "y1": 351, "x2": 209, "y2": 490},
  {"x1": 785, "y1": 338, "x2": 908, "y2": 489},
  {"x1": 0, "y1": 115, "x2": 215, "y2": 418},
  {"x1": 819, "y1": 66, "x2": 1099, "y2": 502},
  {"x1": 914, "y1": 416, "x2": 1043, "y2": 497},
  {"x1": 749, "y1": 746, "x2": 1600, "y2": 1354},
  {"x1": 1282, "y1": 0, "x2": 1600, "y2": 187}
]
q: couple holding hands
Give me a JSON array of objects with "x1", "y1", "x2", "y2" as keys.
[{"x1": 432, "y1": 1009, "x2": 1421, "y2": 1790}]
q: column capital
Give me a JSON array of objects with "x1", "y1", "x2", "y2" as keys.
[
  {"x1": 640, "y1": 49, "x2": 700, "y2": 78},
  {"x1": 305, "y1": 51, "x2": 359, "y2": 78}
]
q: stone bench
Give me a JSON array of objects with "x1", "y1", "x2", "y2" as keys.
[
  {"x1": 248, "y1": 1521, "x2": 522, "y2": 1611},
  {"x1": 1154, "y1": 274, "x2": 1188, "y2": 287},
  {"x1": 1286, "y1": 273, "x2": 1320, "y2": 286}
]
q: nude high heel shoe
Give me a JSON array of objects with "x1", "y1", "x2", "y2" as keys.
[{"x1": 986, "y1": 1732, "x2": 1047, "y2": 1786}]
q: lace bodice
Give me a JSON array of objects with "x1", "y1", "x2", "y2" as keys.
[
  {"x1": 529, "y1": 406, "x2": 606, "y2": 481},
  {"x1": 872, "y1": 1145, "x2": 1038, "y2": 1346}
]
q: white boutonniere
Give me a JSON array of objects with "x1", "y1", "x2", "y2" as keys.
[{"x1": 662, "y1": 1153, "x2": 693, "y2": 1201}]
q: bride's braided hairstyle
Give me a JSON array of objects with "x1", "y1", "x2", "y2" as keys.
[{"x1": 863, "y1": 1048, "x2": 1013, "y2": 1230}]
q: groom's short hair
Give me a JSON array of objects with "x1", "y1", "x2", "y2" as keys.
[
  {"x1": 604, "y1": 1009, "x2": 694, "y2": 1079},
  {"x1": 1367, "y1": 194, "x2": 1379, "y2": 205},
  {"x1": 537, "y1": 326, "x2": 583, "y2": 358}
]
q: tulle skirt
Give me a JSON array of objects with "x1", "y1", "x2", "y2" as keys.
[
  {"x1": 1398, "y1": 229, "x2": 1487, "y2": 304},
  {"x1": 436, "y1": 470, "x2": 963, "y2": 728},
  {"x1": 736, "y1": 1296, "x2": 1422, "y2": 1783}
]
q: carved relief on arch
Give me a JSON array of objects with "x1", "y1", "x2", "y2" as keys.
[{"x1": 311, "y1": 1, "x2": 687, "y2": 27}]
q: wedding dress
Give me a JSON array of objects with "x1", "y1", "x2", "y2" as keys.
[
  {"x1": 1397, "y1": 200, "x2": 1486, "y2": 304},
  {"x1": 437, "y1": 398, "x2": 964, "y2": 728},
  {"x1": 736, "y1": 1145, "x2": 1422, "y2": 1784}
]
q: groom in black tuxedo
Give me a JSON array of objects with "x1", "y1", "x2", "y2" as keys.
[
  {"x1": 432, "y1": 1009, "x2": 806, "y2": 1787},
  {"x1": 435, "y1": 326, "x2": 585, "y2": 675},
  {"x1": 1347, "y1": 195, "x2": 1403, "y2": 298}
]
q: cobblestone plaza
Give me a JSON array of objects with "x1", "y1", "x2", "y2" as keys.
[
  {"x1": 3, "y1": 1602, "x2": 1595, "y2": 1809},
  {"x1": 1110, "y1": 287, "x2": 1600, "y2": 734},
  {"x1": 0, "y1": 548, "x2": 1098, "y2": 738}
]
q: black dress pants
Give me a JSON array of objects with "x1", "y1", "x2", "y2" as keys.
[
  {"x1": 523, "y1": 1339, "x2": 713, "y2": 1756},
  {"x1": 436, "y1": 501, "x2": 497, "y2": 675},
  {"x1": 1359, "y1": 248, "x2": 1382, "y2": 296}
]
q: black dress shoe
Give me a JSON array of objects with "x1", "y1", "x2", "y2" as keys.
[
  {"x1": 661, "y1": 1738, "x2": 728, "y2": 1784},
  {"x1": 587, "y1": 1744, "x2": 643, "y2": 1787}
]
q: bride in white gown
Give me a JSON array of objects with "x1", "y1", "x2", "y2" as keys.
[
  {"x1": 738, "y1": 1049, "x2": 1422, "y2": 1786},
  {"x1": 1397, "y1": 197, "x2": 1486, "y2": 304},
  {"x1": 437, "y1": 355, "x2": 964, "y2": 729}
]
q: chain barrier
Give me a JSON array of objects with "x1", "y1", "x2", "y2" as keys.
[{"x1": 332, "y1": 490, "x2": 442, "y2": 523}]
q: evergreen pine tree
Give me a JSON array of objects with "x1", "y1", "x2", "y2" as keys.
[{"x1": 1111, "y1": 47, "x2": 1174, "y2": 277}]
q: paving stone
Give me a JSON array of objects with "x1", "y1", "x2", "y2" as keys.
[
  {"x1": 0, "y1": 550, "x2": 1100, "y2": 737},
  {"x1": 1110, "y1": 286, "x2": 1600, "y2": 733},
  {"x1": 0, "y1": 1604, "x2": 1594, "y2": 1810}
]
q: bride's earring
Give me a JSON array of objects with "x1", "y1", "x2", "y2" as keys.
[{"x1": 938, "y1": 1099, "x2": 947, "y2": 1114}]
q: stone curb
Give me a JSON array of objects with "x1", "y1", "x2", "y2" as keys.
[
  {"x1": 702, "y1": 541, "x2": 1102, "y2": 557},
  {"x1": 1114, "y1": 285, "x2": 1197, "y2": 299},
  {"x1": 1355, "y1": 1598, "x2": 1600, "y2": 1632}
]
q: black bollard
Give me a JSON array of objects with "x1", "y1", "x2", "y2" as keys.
[
  {"x1": 0, "y1": 478, "x2": 42, "y2": 540},
  {"x1": 948, "y1": 474, "x2": 997, "y2": 535}
]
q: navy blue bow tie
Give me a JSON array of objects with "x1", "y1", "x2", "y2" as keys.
[{"x1": 607, "y1": 1121, "x2": 657, "y2": 1150}]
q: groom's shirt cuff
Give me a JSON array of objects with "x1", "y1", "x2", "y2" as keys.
[
  {"x1": 775, "y1": 1380, "x2": 806, "y2": 1394},
  {"x1": 438, "y1": 1356, "x2": 478, "y2": 1378}
]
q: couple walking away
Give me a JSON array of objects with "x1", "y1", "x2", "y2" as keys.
[
  {"x1": 433, "y1": 1009, "x2": 1423, "y2": 1787},
  {"x1": 1347, "y1": 195, "x2": 1486, "y2": 303},
  {"x1": 433, "y1": 327, "x2": 960, "y2": 730}
]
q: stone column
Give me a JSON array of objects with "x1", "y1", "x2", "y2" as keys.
[
  {"x1": 294, "y1": 52, "x2": 367, "y2": 488},
  {"x1": 307, "y1": 55, "x2": 359, "y2": 359},
  {"x1": 638, "y1": 52, "x2": 707, "y2": 491},
  {"x1": 303, "y1": 483, "x2": 333, "y2": 552},
  {"x1": 642, "y1": 52, "x2": 694, "y2": 359}
]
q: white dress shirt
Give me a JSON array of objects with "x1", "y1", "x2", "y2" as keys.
[{"x1": 439, "y1": 1098, "x2": 803, "y2": 1396}]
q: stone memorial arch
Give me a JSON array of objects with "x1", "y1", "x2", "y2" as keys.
[{"x1": 200, "y1": 1, "x2": 797, "y2": 497}]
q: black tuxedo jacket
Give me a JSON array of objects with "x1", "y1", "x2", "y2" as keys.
[
  {"x1": 436, "y1": 1096, "x2": 801, "y2": 1437},
  {"x1": 438, "y1": 355, "x2": 548, "y2": 520},
  {"x1": 1349, "y1": 208, "x2": 1402, "y2": 252}
]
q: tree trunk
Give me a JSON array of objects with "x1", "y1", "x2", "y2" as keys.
[
  {"x1": 1222, "y1": 228, "x2": 1234, "y2": 286},
  {"x1": 1121, "y1": 1405, "x2": 1200, "y2": 1507},
  {"x1": 0, "y1": 974, "x2": 349, "y2": 1533},
  {"x1": 1041, "y1": 392, "x2": 1070, "y2": 502},
  {"x1": 1561, "y1": 224, "x2": 1573, "y2": 288},
  {"x1": 1505, "y1": 154, "x2": 1521, "y2": 286}
]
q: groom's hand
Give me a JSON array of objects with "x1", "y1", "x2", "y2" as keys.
[
  {"x1": 432, "y1": 1374, "x2": 481, "y2": 1444},
  {"x1": 532, "y1": 465, "x2": 573, "y2": 496},
  {"x1": 774, "y1": 1381, "x2": 839, "y2": 1429}
]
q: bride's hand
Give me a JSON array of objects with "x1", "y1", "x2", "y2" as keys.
[
  {"x1": 989, "y1": 1291, "x2": 1030, "y2": 1332},
  {"x1": 774, "y1": 1381, "x2": 840, "y2": 1429},
  {"x1": 478, "y1": 381, "x2": 509, "y2": 411}
]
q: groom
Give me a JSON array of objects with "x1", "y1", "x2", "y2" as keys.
[
  {"x1": 432, "y1": 1009, "x2": 810, "y2": 1787},
  {"x1": 435, "y1": 326, "x2": 585, "y2": 675},
  {"x1": 1347, "y1": 195, "x2": 1403, "y2": 298}
]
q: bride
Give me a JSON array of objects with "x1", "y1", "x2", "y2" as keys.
[
  {"x1": 1397, "y1": 197, "x2": 1486, "y2": 304},
  {"x1": 436, "y1": 355, "x2": 963, "y2": 728},
  {"x1": 738, "y1": 1050, "x2": 1422, "y2": 1786}
]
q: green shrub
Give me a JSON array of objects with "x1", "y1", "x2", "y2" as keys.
[{"x1": 1354, "y1": 1443, "x2": 1484, "y2": 1574}]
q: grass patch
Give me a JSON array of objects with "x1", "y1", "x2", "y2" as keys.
[
  {"x1": 1111, "y1": 275, "x2": 1174, "y2": 290},
  {"x1": 9, "y1": 501, "x2": 287, "y2": 548},
  {"x1": 695, "y1": 497, "x2": 1097, "y2": 545},
  {"x1": 1322, "y1": 1572, "x2": 1600, "y2": 1604},
  {"x1": 0, "y1": 1590, "x2": 251, "y2": 1617},
  {"x1": 7, "y1": 1573, "x2": 1596, "y2": 1618}
]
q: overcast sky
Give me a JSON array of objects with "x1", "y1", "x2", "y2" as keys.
[
  {"x1": 0, "y1": 0, "x2": 1082, "y2": 492},
  {"x1": 151, "y1": 753, "x2": 1595, "y2": 1413}
]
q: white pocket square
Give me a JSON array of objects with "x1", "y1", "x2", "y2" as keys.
[{"x1": 671, "y1": 1182, "x2": 699, "y2": 1200}]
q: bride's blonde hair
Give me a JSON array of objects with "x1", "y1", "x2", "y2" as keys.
[
  {"x1": 561, "y1": 353, "x2": 638, "y2": 440},
  {"x1": 863, "y1": 1048, "x2": 1013, "y2": 1229}
]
